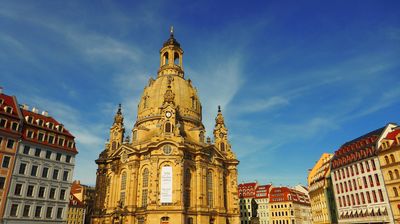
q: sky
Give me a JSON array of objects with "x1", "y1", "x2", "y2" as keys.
[{"x1": 1, "y1": 1, "x2": 399, "y2": 186}]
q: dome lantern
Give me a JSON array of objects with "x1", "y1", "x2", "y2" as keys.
[{"x1": 158, "y1": 26, "x2": 184, "y2": 77}]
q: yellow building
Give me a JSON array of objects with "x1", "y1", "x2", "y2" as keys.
[
  {"x1": 92, "y1": 29, "x2": 240, "y2": 224},
  {"x1": 68, "y1": 194, "x2": 86, "y2": 224},
  {"x1": 308, "y1": 153, "x2": 337, "y2": 224},
  {"x1": 378, "y1": 127, "x2": 400, "y2": 222}
]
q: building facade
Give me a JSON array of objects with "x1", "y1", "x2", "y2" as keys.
[
  {"x1": 378, "y1": 127, "x2": 400, "y2": 222},
  {"x1": 254, "y1": 185, "x2": 271, "y2": 224},
  {"x1": 68, "y1": 193, "x2": 86, "y2": 224},
  {"x1": 308, "y1": 153, "x2": 337, "y2": 224},
  {"x1": 70, "y1": 180, "x2": 95, "y2": 224},
  {"x1": 2, "y1": 105, "x2": 78, "y2": 223},
  {"x1": 238, "y1": 182, "x2": 257, "y2": 224},
  {"x1": 92, "y1": 30, "x2": 240, "y2": 224},
  {"x1": 269, "y1": 187, "x2": 311, "y2": 224},
  {"x1": 0, "y1": 91, "x2": 22, "y2": 219},
  {"x1": 330, "y1": 124, "x2": 396, "y2": 223}
]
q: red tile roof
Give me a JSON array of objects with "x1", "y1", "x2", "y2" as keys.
[
  {"x1": 69, "y1": 193, "x2": 85, "y2": 207},
  {"x1": 0, "y1": 93, "x2": 20, "y2": 118},
  {"x1": 238, "y1": 182, "x2": 257, "y2": 198},
  {"x1": 255, "y1": 184, "x2": 271, "y2": 199},
  {"x1": 269, "y1": 187, "x2": 310, "y2": 205}
]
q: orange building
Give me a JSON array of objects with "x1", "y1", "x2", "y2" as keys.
[{"x1": 0, "y1": 90, "x2": 22, "y2": 218}]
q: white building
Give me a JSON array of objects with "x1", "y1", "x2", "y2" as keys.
[{"x1": 2, "y1": 107, "x2": 77, "y2": 224}]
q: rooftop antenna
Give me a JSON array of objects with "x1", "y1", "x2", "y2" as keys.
[{"x1": 170, "y1": 26, "x2": 174, "y2": 37}]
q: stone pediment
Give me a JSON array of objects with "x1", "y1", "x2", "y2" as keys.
[{"x1": 109, "y1": 144, "x2": 137, "y2": 158}]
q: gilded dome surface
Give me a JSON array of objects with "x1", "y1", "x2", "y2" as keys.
[{"x1": 136, "y1": 74, "x2": 202, "y2": 124}]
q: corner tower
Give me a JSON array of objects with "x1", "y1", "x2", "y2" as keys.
[{"x1": 93, "y1": 29, "x2": 240, "y2": 224}]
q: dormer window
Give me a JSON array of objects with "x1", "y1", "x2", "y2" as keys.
[
  {"x1": 46, "y1": 122, "x2": 54, "y2": 129},
  {"x1": 4, "y1": 106, "x2": 13, "y2": 114},
  {"x1": 56, "y1": 125, "x2": 63, "y2": 132},
  {"x1": 36, "y1": 119, "x2": 44, "y2": 126},
  {"x1": 67, "y1": 141, "x2": 74, "y2": 148},
  {"x1": 0, "y1": 99, "x2": 4, "y2": 105},
  {"x1": 25, "y1": 116, "x2": 33, "y2": 123}
]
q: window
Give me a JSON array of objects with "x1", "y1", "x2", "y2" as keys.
[
  {"x1": 354, "y1": 164, "x2": 359, "y2": 174},
  {"x1": 391, "y1": 154, "x2": 396, "y2": 163},
  {"x1": 36, "y1": 119, "x2": 44, "y2": 126},
  {"x1": 360, "y1": 163, "x2": 364, "y2": 173},
  {"x1": 56, "y1": 208, "x2": 63, "y2": 219},
  {"x1": 67, "y1": 141, "x2": 73, "y2": 148},
  {"x1": 56, "y1": 153, "x2": 61, "y2": 161},
  {"x1": 378, "y1": 189, "x2": 384, "y2": 202},
  {"x1": 35, "y1": 148, "x2": 41, "y2": 157},
  {"x1": 48, "y1": 135, "x2": 55, "y2": 144},
  {"x1": 35, "y1": 206, "x2": 42, "y2": 218},
  {"x1": 37, "y1": 132, "x2": 45, "y2": 142},
  {"x1": 23, "y1": 146, "x2": 30, "y2": 154},
  {"x1": 19, "y1": 163, "x2": 27, "y2": 174},
  {"x1": 11, "y1": 122, "x2": 18, "y2": 131},
  {"x1": 52, "y1": 169, "x2": 59, "y2": 180},
  {"x1": 62, "y1": 171, "x2": 68, "y2": 181},
  {"x1": 141, "y1": 168, "x2": 149, "y2": 207},
  {"x1": 23, "y1": 205, "x2": 30, "y2": 217},
  {"x1": 31, "y1": 165, "x2": 38, "y2": 176},
  {"x1": 366, "y1": 191, "x2": 371, "y2": 203},
  {"x1": 353, "y1": 179, "x2": 357, "y2": 190},
  {"x1": 56, "y1": 125, "x2": 63, "y2": 132},
  {"x1": 10, "y1": 204, "x2": 18, "y2": 217},
  {"x1": 394, "y1": 187, "x2": 399, "y2": 197},
  {"x1": 47, "y1": 122, "x2": 54, "y2": 129},
  {"x1": 120, "y1": 171, "x2": 127, "y2": 206},
  {"x1": 49, "y1": 188, "x2": 56, "y2": 199},
  {"x1": 363, "y1": 176, "x2": 367, "y2": 188},
  {"x1": 395, "y1": 169, "x2": 400, "y2": 179},
  {"x1": 26, "y1": 116, "x2": 33, "y2": 123},
  {"x1": 27, "y1": 130, "x2": 34, "y2": 138},
  {"x1": 45, "y1": 150, "x2": 51, "y2": 159},
  {"x1": 58, "y1": 138, "x2": 65, "y2": 147},
  {"x1": 27, "y1": 185, "x2": 34, "y2": 197},
  {"x1": 365, "y1": 161, "x2": 370, "y2": 172},
  {"x1": 371, "y1": 159, "x2": 376, "y2": 170},
  {"x1": 14, "y1": 183, "x2": 22, "y2": 195},
  {"x1": 369, "y1": 175, "x2": 374, "y2": 187},
  {"x1": 375, "y1": 174, "x2": 380, "y2": 186},
  {"x1": 65, "y1": 155, "x2": 71, "y2": 163},
  {"x1": 207, "y1": 171, "x2": 213, "y2": 208},
  {"x1": 2, "y1": 156, "x2": 11, "y2": 168},
  {"x1": 361, "y1": 192, "x2": 365, "y2": 204},
  {"x1": 385, "y1": 156, "x2": 390, "y2": 164},
  {"x1": 372, "y1": 190, "x2": 377, "y2": 203},
  {"x1": 46, "y1": 207, "x2": 52, "y2": 218},
  {"x1": 42, "y1": 167, "x2": 49, "y2": 178},
  {"x1": 6, "y1": 139, "x2": 14, "y2": 149},
  {"x1": 0, "y1": 118, "x2": 7, "y2": 128},
  {"x1": 0, "y1": 176, "x2": 5, "y2": 189},
  {"x1": 165, "y1": 122, "x2": 172, "y2": 133},
  {"x1": 389, "y1": 171, "x2": 394, "y2": 180},
  {"x1": 184, "y1": 169, "x2": 191, "y2": 207},
  {"x1": 5, "y1": 106, "x2": 13, "y2": 114},
  {"x1": 59, "y1": 189, "x2": 65, "y2": 200},
  {"x1": 38, "y1": 186, "x2": 45, "y2": 198}
]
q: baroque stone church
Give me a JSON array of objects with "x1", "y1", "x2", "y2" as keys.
[{"x1": 92, "y1": 29, "x2": 240, "y2": 224}]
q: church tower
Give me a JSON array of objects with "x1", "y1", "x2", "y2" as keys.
[{"x1": 93, "y1": 29, "x2": 240, "y2": 224}]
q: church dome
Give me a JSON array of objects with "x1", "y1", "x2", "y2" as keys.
[{"x1": 135, "y1": 29, "x2": 203, "y2": 130}]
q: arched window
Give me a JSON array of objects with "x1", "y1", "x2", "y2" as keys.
[
  {"x1": 165, "y1": 122, "x2": 172, "y2": 133},
  {"x1": 163, "y1": 52, "x2": 169, "y2": 65},
  {"x1": 184, "y1": 169, "x2": 191, "y2": 207},
  {"x1": 112, "y1": 141, "x2": 116, "y2": 150},
  {"x1": 120, "y1": 171, "x2": 127, "y2": 206},
  {"x1": 389, "y1": 171, "x2": 394, "y2": 180},
  {"x1": 385, "y1": 156, "x2": 390, "y2": 164},
  {"x1": 141, "y1": 168, "x2": 149, "y2": 207},
  {"x1": 395, "y1": 169, "x2": 400, "y2": 179},
  {"x1": 393, "y1": 187, "x2": 398, "y2": 197},
  {"x1": 174, "y1": 52, "x2": 179, "y2": 65},
  {"x1": 161, "y1": 216, "x2": 169, "y2": 223},
  {"x1": 223, "y1": 174, "x2": 228, "y2": 209},
  {"x1": 199, "y1": 131, "x2": 205, "y2": 143},
  {"x1": 390, "y1": 154, "x2": 396, "y2": 163},
  {"x1": 220, "y1": 142, "x2": 225, "y2": 151},
  {"x1": 206, "y1": 171, "x2": 213, "y2": 208}
]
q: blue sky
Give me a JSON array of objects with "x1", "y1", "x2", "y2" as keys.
[{"x1": 1, "y1": 1, "x2": 399, "y2": 186}]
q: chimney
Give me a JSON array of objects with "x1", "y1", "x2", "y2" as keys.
[
  {"x1": 41, "y1": 111, "x2": 48, "y2": 116},
  {"x1": 32, "y1": 107, "x2": 39, "y2": 113},
  {"x1": 0, "y1": 87, "x2": 3, "y2": 94},
  {"x1": 21, "y1": 104, "x2": 29, "y2": 110}
]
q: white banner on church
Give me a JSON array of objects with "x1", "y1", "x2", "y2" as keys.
[{"x1": 160, "y1": 166, "x2": 173, "y2": 203}]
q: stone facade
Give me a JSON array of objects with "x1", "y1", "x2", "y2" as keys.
[
  {"x1": 378, "y1": 127, "x2": 400, "y2": 222},
  {"x1": 308, "y1": 153, "x2": 337, "y2": 224},
  {"x1": 92, "y1": 30, "x2": 240, "y2": 224}
]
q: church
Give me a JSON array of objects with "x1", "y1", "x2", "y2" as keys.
[{"x1": 92, "y1": 29, "x2": 240, "y2": 224}]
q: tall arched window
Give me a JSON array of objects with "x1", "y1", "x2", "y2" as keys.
[
  {"x1": 174, "y1": 52, "x2": 179, "y2": 65},
  {"x1": 165, "y1": 122, "x2": 172, "y2": 133},
  {"x1": 385, "y1": 156, "x2": 390, "y2": 164},
  {"x1": 206, "y1": 171, "x2": 213, "y2": 208},
  {"x1": 220, "y1": 142, "x2": 225, "y2": 151},
  {"x1": 389, "y1": 171, "x2": 394, "y2": 180},
  {"x1": 199, "y1": 131, "x2": 205, "y2": 143},
  {"x1": 141, "y1": 168, "x2": 149, "y2": 207},
  {"x1": 395, "y1": 169, "x2": 400, "y2": 179},
  {"x1": 184, "y1": 169, "x2": 191, "y2": 207},
  {"x1": 390, "y1": 154, "x2": 396, "y2": 163},
  {"x1": 112, "y1": 141, "x2": 116, "y2": 150},
  {"x1": 163, "y1": 52, "x2": 169, "y2": 65},
  {"x1": 393, "y1": 187, "x2": 398, "y2": 197},
  {"x1": 120, "y1": 171, "x2": 127, "y2": 206}
]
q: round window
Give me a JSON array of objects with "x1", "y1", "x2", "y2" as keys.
[{"x1": 163, "y1": 145, "x2": 172, "y2": 155}]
